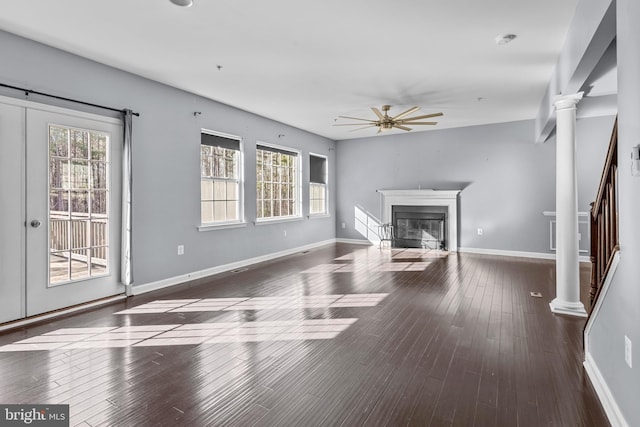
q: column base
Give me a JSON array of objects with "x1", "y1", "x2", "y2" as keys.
[{"x1": 549, "y1": 298, "x2": 588, "y2": 317}]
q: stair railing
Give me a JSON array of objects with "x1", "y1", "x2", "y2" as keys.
[{"x1": 589, "y1": 118, "x2": 619, "y2": 311}]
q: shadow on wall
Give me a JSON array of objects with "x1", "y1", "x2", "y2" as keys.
[{"x1": 355, "y1": 205, "x2": 382, "y2": 245}]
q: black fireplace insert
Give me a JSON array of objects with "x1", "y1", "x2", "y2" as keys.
[{"x1": 392, "y1": 205, "x2": 448, "y2": 249}]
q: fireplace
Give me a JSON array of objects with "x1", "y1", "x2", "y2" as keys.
[
  {"x1": 392, "y1": 205, "x2": 447, "y2": 249},
  {"x1": 378, "y1": 189, "x2": 460, "y2": 252}
]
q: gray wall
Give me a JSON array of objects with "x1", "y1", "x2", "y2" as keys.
[
  {"x1": 0, "y1": 30, "x2": 336, "y2": 287},
  {"x1": 335, "y1": 116, "x2": 614, "y2": 254},
  {"x1": 588, "y1": 0, "x2": 640, "y2": 424}
]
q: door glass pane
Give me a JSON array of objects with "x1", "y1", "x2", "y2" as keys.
[
  {"x1": 71, "y1": 191, "x2": 89, "y2": 214},
  {"x1": 71, "y1": 160, "x2": 89, "y2": 188},
  {"x1": 49, "y1": 125, "x2": 69, "y2": 157},
  {"x1": 50, "y1": 218, "x2": 69, "y2": 251},
  {"x1": 50, "y1": 251, "x2": 70, "y2": 285},
  {"x1": 71, "y1": 249, "x2": 90, "y2": 280},
  {"x1": 48, "y1": 125, "x2": 110, "y2": 286},
  {"x1": 91, "y1": 247, "x2": 108, "y2": 276},
  {"x1": 91, "y1": 220, "x2": 108, "y2": 246},
  {"x1": 91, "y1": 133, "x2": 108, "y2": 161},
  {"x1": 49, "y1": 158, "x2": 68, "y2": 188},
  {"x1": 50, "y1": 190, "x2": 69, "y2": 212},
  {"x1": 91, "y1": 191, "x2": 107, "y2": 215},
  {"x1": 70, "y1": 129, "x2": 88, "y2": 158},
  {"x1": 91, "y1": 162, "x2": 107, "y2": 189},
  {"x1": 70, "y1": 220, "x2": 89, "y2": 249}
]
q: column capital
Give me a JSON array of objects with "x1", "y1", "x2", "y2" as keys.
[{"x1": 553, "y1": 92, "x2": 584, "y2": 110}]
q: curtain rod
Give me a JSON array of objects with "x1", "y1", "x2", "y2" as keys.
[{"x1": 0, "y1": 82, "x2": 140, "y2": 116}]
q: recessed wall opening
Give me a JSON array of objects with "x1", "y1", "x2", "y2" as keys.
[{"x1": 392, "y1": 205, "x2": 448, "y2": 249}]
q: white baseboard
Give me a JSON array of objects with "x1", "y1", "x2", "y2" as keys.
[
  {"x1": 332, "y1": 243, "x2": 589, "y2": 262},
  {"x1": 458, "y1": 246, "x2": 590, "y2": 262},
  {"x1": 335, "y1": 238, "x2": 372, "y2": 245},
  {"x1": 584, "y1": 251, "x2": 620, "y2": 341},
  {"x1": 0, "y1": 295, "x2": 126, "y2": 333},
  {"x1": 135, "y1": 242, "x2": 592, "y2": 296},
  {"x1": 132, "y1": 239, "x2": 336, "y2": 296},
  {"x1": 583, "y1": 251, "x2": 624, "y2": 427},
  {"x1": 583, "y1": 352, "x2": 629, "y2": 427}
]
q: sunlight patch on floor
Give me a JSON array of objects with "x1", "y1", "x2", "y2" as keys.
[
  {"x1": 0, "y1": 319, "x2": 358, "y2": 352},
  {"x1": 114, "y1": 293, "x2": 388, "y2": 314},
  {"x1": 303, "y1": 262, "x2": 430, "y2": 273}
]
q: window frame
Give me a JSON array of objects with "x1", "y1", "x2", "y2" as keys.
[
  {"x1": 199, "y1": 129, "x2": 244, "y2": 230},
  {"x1": 255, "y1": 142, "x2": 302, "y2": 223},
  {"x1": 309, "y1": 152, "x2": 329, "y2": 217}
]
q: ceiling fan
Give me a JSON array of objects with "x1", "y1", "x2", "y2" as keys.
[{"x1": 334, "y1": 105, "x2": 443, "y2": 133}]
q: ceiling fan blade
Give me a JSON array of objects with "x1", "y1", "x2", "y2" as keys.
[
  {"x1": 394, "y1": 124, "x2": 413, "y2": 131},
  {"x1": 338, "y1": 115, "x2": 377, "y2": 122},
  {"x1": 398, "y1": 112, "x2": 443, "y2": 122},
  {"x1": 350, "y1": 125, "x2": 377, "y2": 132},
  {"x1": 333, "y1": 123, "x2": 378, "y2": 126},
  {"x1": 371, "y1": 107, "x2": 385, "y2": 120},
  {"x1": 397, "y1": 121, "x2": 438, "y2": 125},
  {"x1": 392, "y1": 106, "x2": 420, "y2": 121}
]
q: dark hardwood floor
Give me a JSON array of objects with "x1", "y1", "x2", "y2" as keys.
[{"x1": 0, "y1": 244, "x2": 609, "y2": 426}]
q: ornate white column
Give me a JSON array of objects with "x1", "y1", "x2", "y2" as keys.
[{"x1": 550, "y1": 93, "x2": 587, "y2": 317}]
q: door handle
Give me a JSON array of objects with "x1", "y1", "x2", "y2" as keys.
[{"x1": 30, "y1": 220, "x2": 42, "y2": 228}]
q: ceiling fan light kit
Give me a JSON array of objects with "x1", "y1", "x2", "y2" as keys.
[
  {"x1": 170, "y1": 0, "x2": 194, "y2": 7},
  {"x1": 334, "y1": 105, "x2": 443, "y2": 134}
]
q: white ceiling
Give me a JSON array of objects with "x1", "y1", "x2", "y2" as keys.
[{"x1": 0, "y1": 0, "x2": 581, "y2": 140}]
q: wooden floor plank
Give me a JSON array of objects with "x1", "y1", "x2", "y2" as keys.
[{"x1": 0, "y1": 244, "x2": 610, "y2": 426}]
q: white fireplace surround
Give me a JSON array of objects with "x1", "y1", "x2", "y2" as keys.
[{"x1": 378, "y1": 189, "x2": 461, "y2": 252}]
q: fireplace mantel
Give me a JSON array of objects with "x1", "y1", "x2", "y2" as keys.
[{"x1": 378, "y1": 189, "x2": 461, "y2": 251}]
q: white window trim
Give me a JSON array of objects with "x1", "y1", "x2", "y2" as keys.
[
  {"x1": 200, "y1": 129, "x2": 244, "y2": 226},
  {"x1": 309, "y1": 152, "x2": 329, "y2": 217},
  {"x1": 198, "y1": 221, "x2": 248, "y2": 232},
  {"x1": 255, "y1": 141, "x2": 302, "y2": 222},
  {"x1": 254, "y1": 216, "x2": 305, "y2": 226}
]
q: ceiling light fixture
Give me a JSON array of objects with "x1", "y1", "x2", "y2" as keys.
[
  {"x1": 495, "y1": 33, "x2": 517, "y2": 45},
  {"x1": 170, "y1": 0, "x2": 193, "y2": 7},
  {"x1": 334, "y1": 105, "x2": 443, "y2": 134}
]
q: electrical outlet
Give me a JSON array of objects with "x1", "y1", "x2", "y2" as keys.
[
  {"x1": 341, "y1": 222, "x2": 346, "y2": 229},
  {"x1": 477, "y1": 228, "x2": 483, "y2": 236},
  {"x1": 283, "y1": 230, "x2": 287, "y2": 237},
  {"x1": 177, "y1": 245, "x2": 184, "y2": 256},
  {"x1": 625, "y1": 335, "x2": 632, "y2": 368}
]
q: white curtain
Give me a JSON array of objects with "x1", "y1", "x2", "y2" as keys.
[{"x1": 121, "y1": 110, "x2": 133, "y2": 294}]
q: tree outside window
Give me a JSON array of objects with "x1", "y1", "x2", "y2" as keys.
[{"x1": 256, "y1": 144, "x2": 299, "y2": 219}]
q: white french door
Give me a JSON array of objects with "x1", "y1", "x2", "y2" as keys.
[
  {"x1": 0, "y1": 102, "x2": 26, "y2": 323},
  {"x1": 0, "y1": 98, "x2": 124, "y2": 322}
]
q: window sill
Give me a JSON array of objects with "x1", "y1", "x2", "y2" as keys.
[
  {"x1": 198, "y1": 222, "x2": 248, "y2": 232},
  {"x1": 308, "y1": 213, "x2": 330, "y2": 219},
  {"x1": 254, "y1": 216, "x2": 304, "y2": 226}
]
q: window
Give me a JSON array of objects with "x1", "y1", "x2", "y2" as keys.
[
  {"x1": 309, "y1": 154, "x2": 328, "y2": 215},
  {"x1": 256, "y1": 144, "x2": 299, "y2": 219},
  {"x1": 200, "y1": 131, "x2": 242, "y2": 224}
]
